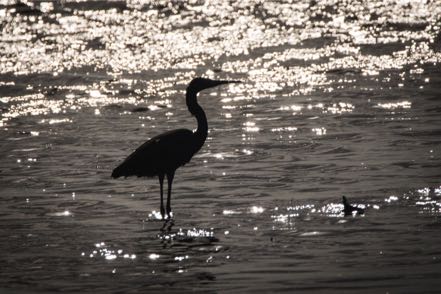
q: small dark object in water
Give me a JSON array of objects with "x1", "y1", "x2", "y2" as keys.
[
  {"x1": 11, "y1": 1, "x2": 42, "y2": 15},
  {"x1": 131, "y1": 106, "x2": 150, "y2": 113},
  {"x1": 112, "y1": 77, "x2": 240, "y2": 219},
  {"x1": 342, "y1": 196, "x2": 365, "y2": 216},
  {"x1": 44, "y1": 87, "x2": 58, "y2": 96}
]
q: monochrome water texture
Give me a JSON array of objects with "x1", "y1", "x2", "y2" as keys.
[{"x1": 1, "y1": 0, "x2": 441, "y2": 292}]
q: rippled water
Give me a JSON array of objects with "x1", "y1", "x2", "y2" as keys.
[{"x1": 1, "y1": 0, "x2": 441, "y2": 293}]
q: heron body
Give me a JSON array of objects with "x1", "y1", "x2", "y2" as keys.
[
  {"x1": 111, "y1": 129, "x2": 198, "y2": 178},
  {"x1": 112, "y1": 77, "x2": 239, "y2": 219}
]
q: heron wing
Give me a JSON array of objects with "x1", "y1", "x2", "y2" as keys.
[{"x1": 111, "y1": 129, "x2": 195, "y2": 178}]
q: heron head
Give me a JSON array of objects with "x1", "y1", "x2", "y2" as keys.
[{"x1": 187, "y1": 77, "x2": 241, "y2": 94}]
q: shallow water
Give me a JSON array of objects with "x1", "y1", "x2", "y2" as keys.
[{"x1": 1, "y1": 0, "x2": 441, "y2": 293}]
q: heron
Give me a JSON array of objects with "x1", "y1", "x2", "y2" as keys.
[{"x1": 112, "y1": 77, "x2": 240, "y2": 219}]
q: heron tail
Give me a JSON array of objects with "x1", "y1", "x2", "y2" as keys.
[{"x1": 111, "y1": 165, "x2": 124, "y2": 178}]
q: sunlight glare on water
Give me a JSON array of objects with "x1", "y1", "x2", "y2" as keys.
[{"x1": 1, "y1": 0, "x2": 441, "y2": 293}]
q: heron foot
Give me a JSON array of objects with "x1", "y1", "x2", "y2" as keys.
[{"x1": 160, "y1": 207, "x2": 166, "y2": 220}]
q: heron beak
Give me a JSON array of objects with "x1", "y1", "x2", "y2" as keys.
[
  {"x1": 221, "y1": 80, "x2": 241, "y2": 84},
  {"x1": 210, "y1": 80, "x2": 241, "y2": 88},
  {"x1": 195, "y1": 78, "x2": 241, "y2": 93}
]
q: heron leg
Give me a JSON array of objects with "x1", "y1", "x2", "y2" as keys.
[
  {"x1": 166, "y1": 171, "x2": 175, "y2": 218},
  {"x1": 158, "y1": 174, "x2": 165, "y2": 219}
]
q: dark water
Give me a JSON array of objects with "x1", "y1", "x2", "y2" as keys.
[{"x1": 1, "y1": 0, "x2": 441, "y2": 293}]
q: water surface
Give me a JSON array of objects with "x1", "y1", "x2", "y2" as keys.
[{"x1": 1, "y1": 0, "x2": 441, "y2": 293}]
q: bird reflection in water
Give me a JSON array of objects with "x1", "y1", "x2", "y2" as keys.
[
  {"x1": 112, "y1": 78, "x2": 240, "y2": 219},
  {"x1": 161, "y1": 218, "x2": 174, "y2": 233}
]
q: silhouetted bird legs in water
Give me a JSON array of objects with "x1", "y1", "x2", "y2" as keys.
[
  {"x1": 166, "y1": 172, "x2": 174, "y2": 217},
  {"x1": 158, "y1": 174, "x2": 164, "y2": 217},
  {"x1": 158, "y1": 171, "x2": 175, "y2": 218}
]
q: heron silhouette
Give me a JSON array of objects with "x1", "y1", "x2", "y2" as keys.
[{"x1": 112, "y1": 77, "x2": 240, "y2": 219}]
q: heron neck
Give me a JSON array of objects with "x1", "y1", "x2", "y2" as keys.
[{"x1": 186, "y1": 90, "x2": 208, "y2": 144}]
